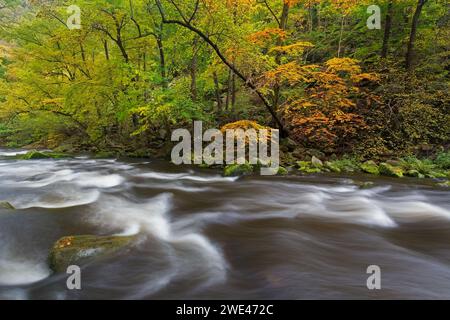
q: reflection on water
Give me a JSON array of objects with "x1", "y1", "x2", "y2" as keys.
[{"x1": 0, "y1": 149, "x2": 449, "y2": 299}]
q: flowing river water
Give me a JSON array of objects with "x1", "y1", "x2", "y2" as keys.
[{"x1": 0, "y1": 148, "x2": 449, "y2": 299}]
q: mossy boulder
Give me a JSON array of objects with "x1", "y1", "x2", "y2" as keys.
[
  {"x1": 379, "y1": 163, "x2": 404, "y2": 178},
  {"x1": 277, "y1": 166, "x2": 289, "y2": 175},
  {"x1": 48, "y1": 235, "x2": 136, "y2": 272},
  {"x1": 296, "y1": 161, "x2": 321, "y2": 174},
  {"x1": 324, "y1": 161, "x2": 341, "y2": 173},
  {"x1": 0, "y1": 201, "x2": 15, "y2": 210},
  {"x1": 94, "y1": 151, "x2": 118, "y2": 159},
  {"x1": 20, "y1": 150, "x2": 71, "y2": 160},
  {"x1": 360, "y1": 161, "x2": 380, "y2": 175},
  {"x1": 437, "y1": 181, "x2": 450, "y2": 188},
  {"x1": 406, "y1": 170, "x2": 425, "y2": 178},
  {"x1": 357, "y1": 181, "x2": 375, "y2": 189},
  {"x1": 426, "y1": 171, "x2": 448, "y2": 179},
  {"x1": 20, "y1": 151, "x2": 51, "y2": 160},
  {"x1": 223, "y1": 163, "x2": 254, "y2": 177}
]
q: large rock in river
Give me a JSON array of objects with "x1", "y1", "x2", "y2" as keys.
[
  {"x1": 0, "y1": 201, "x2": 15, "y2": 210},
  {"x1": 49, "y1": 235, "x2": 136, "y2": 272}
]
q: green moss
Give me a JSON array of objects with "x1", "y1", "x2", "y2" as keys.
[
  {"x1": 277, "y1": 166, "x2": 289, "y2": 175},
  {"x1": 330, "y1": 158, "x2": 360, "y2": 173},
  {"x1": 0, "y1": 201, "x2": 15, "y2": 210},
  {"x1": 94, "y1": 151, "x2": 117, "y2": 159},
  {"x1": 435, "y1": 152, "x2": 450, "y2": 169},
  {"x1": 296, "y1": 161, "x2": 322, "y2": 174},
  {"x1": 223, "y1": 163, "x2": 254, "y2": 177},
  {"x1": 19, "y1": 150, "x2": 72, "y2": 160},
  {"x1": 379, "y1": 163, "x2": 404, "y2": 178},
  {"x1": 360, "y1": 160, "x2": 380, "y2": 175},
  {"x1": 406, "y1": 170, "x2": 425, "y2": 178},
  {"x1": 48, "y1": 235, "x2": 136, "y2": 273},
  {"x1": 324, "y1": 161, "x2": 341, "y2": 173},
  {"x1": 20, "y1": 151, "x2": 51, "y2": 160},
  {"x1": 437, "y1": 181, "x2": 450, "y2": 188}
]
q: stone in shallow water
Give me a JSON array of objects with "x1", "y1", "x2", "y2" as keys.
[
  {"x1": 48, "y1": 235, "x2": 136, "y2": 272},
  {"x1": 0, "y1": 201, "x2": 15, "y2": 210}
]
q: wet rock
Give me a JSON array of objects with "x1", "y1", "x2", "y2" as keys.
[
  {"x1": 360, "y1": 160, "x2": 379, "y2": 175},
  {"x1": 357, "y1": 181, "x2": 375, "y2": 189},
  {"x1": 49, "y1": 235, "x2": 136, "y2": 272},
  {"x1": 311, "y1": 156, "x2": 323, "y2": 168},
  {"x1": 20, "y1": 150, "x2": 71, "y2": 160},
  {"x1": 223, "y1": 163, "x2": 254, "y2": 177},
  {"x1": 379, "y1": 163, "x2": 404, "y2": 178},
  {"x1": 20, "y1": 151, "x2": 51, "y2": 160},
  {"x1": 0, "y1": 201, "x2": 15, "y2": 210}
]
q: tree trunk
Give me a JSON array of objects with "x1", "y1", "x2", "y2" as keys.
[
  {"x1": 156, "y1": 36, "x2": 167, "y2": 86},
  {"x1": 381, "y1": 0, "x2": 394, "y2": 58},
  {"x1": 272, "y1": 2, "x2": 290, "y2": 113},
  {"x1": 213, "y1": 71, "x2": 222, "y2": 113},
  {"x1": 406, "y1": 0, "x2": 428, "y2": 72},
  {"x1": 103, "y1": 40, "x2": 109, "y2": 60}
]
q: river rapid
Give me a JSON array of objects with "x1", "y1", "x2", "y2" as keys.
[{"x1": 0, "y1": 148, "x2": 449, "y2": 299}]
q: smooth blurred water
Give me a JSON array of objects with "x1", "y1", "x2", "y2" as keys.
[{"x1": 0, "y1": 148, "x2": 449, "y2": 299}]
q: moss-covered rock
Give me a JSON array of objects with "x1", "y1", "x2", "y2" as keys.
[
  {"x1": 296, "y1": 161, "x2": 321, "y2": 174},
  {"x1": 437, "y1": 181, "x2": 450, "y2": 188},
  {"x1": 223, "y1": 163, "x2": 254, "y2": 177},
  {"x1": 324, "y1": 161, "x2": 341, "y2": 173},
  {"x1": 426, "y1": 171, "x2": 448, "y2": 179},
  {"x1": 379, "y1": 163, "x2": 404, "y2": 178},
  {"x1": 277, "y1": 166, "x2": 289, "y2": 175},
  {"x1": 19, "y1": 150, "x2": 71, "y2": 160},
  {"x1": 357, "y1": 181, "x2": 375, "y2": 189},
  {"x1": 0, "y1": 201, "x2": 15, "y2": 210},
  {"x1": 360, "y1": 160, "x2": 379, "y2": 175},
  {"x1": 20, "y1": 151, "x2": 51, "y2": 160},
  {"x1": 49, "y1": 235, "x2": 136, "y2": 272},
  {"x1": 94, "y1": 151, "x2": 118, "y2": 159},
  {"x1": 406, "y1": 170, "x2": 425, "y2": 178}
]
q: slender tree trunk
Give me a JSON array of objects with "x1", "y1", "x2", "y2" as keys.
[
  {"x1": 231, "y1": 73, "x2": 236, "y2": 111},
  {"x1": 381, "y1": 0, "x2": 394, "y2": 58},
  {"x1": 213, "y1": 71, "x2": 222, "y2": 113},
  {"x1": 190, "y1": 37, "x2": 199, "y2": 101},
  {"x1": 156, "y1": 37, "x2": 167, "y2": 86},
  {"x1": 406, "y1": 0, "x2": 428, "y2": 72},
  {"x1": 225, "y1": 69, "x2": 232, "y2": 111},
  {"x1": 273, "y1": 2, "x2": 290, "y2": 113},
  {"x1": 103, "y1": 40, "x2": 109, "y2": 60}
]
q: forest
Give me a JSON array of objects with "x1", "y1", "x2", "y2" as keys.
[{"x1": 0, "y1": 0, "x2": 449, "y2": 178}]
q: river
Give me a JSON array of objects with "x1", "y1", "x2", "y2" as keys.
[{"x1": 0, "y1": 148, "x2": 449, "y2": 299}]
